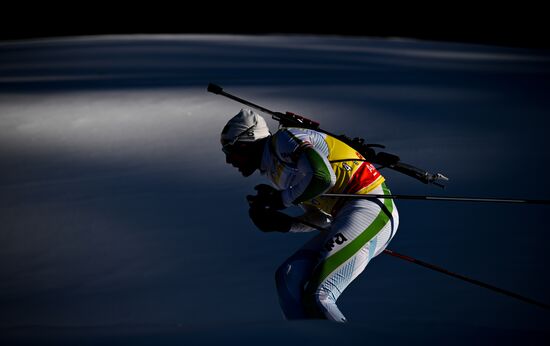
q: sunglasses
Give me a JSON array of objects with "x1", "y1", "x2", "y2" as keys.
[{"x1": 221, "y1": 121, "x2": 258, "y2": 155}]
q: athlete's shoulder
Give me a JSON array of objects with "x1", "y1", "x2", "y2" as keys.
[
  {"x1": 273, "y1": 127, "x2": 325, "y2": 140},
  {"x1": 269, "y1": 128, "x2": 315, "y2": 162}
]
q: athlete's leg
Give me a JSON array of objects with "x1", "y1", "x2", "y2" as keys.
[
  {"x1": 302, "y1": 183, "x2": 399, "y2": 322},
  {"x1": 275, "y1": 232, "x2": 325, "y2": 319}
]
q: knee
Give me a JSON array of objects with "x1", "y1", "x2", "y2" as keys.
[
  {"x1": 275, "y1": 262, "x2": 288, "y2": 288},
  {"x1": 275, "y1": 250, "x2": 318, "y2": 289},
  {"x1": 303, "y1": 290, "x2": 348, "y2": 322},
  {"x1": 275, "y1": 262, "x2": 291, "y2": 290}
]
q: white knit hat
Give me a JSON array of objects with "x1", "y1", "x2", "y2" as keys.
[{"x1": 220, "y1": 108, "x2": 270, "y2": 146}]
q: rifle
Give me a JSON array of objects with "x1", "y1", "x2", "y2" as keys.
[{"x1": 208, "y1": 83, "x2": 449, "y2": 188}]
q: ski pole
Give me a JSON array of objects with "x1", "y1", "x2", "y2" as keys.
[
  {"x1": 322, "y1": 193, "x2": 550, "y2": 205},
  {"x1": 294, "y1": 218, "x2": 550, "y2": 311},
  {"x1": 383, "y1": 249, "x2": 550, "y2": 311}
]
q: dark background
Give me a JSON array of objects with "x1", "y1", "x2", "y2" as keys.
[{"x1": 1, "y1": 4, "x2": 548, "y2": 49}]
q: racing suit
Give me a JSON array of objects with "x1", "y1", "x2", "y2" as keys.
[{"x1": 260, "y1": 127, "x2": 399, "y2": 322}]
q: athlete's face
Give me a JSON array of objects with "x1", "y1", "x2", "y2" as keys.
[{"x1": 223, "y1": 142, "x2": 257, "y2": 177}]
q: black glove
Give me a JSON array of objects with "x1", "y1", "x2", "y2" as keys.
[
  {"x1": 249, "y1": 207, "x2": 293, "y2": 232},
  {"x1": 246, "y1": 184, "x2": 286, "y2": 211}
]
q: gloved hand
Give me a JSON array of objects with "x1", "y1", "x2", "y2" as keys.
[
  {"x1": 249, "y1": 207, "x2": 293, "y2": 232},
  {"x1": 246, "y1": 184, "x2": 286, "y2": 211}
]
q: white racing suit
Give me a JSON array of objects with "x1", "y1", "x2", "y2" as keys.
[{"x1": 260, "y1": 128, "x2": 399, "y2": 322}]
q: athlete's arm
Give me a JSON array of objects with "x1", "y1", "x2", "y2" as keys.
[
  {"x1": 280, "y1": 144, "x2": 336, "y2": 207},
  {"x1": 289, "y1": 204, "x2": 332, "y2": 233}
]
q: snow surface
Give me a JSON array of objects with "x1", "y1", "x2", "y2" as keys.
[{"x1": 1, "y1": 35, "x2": 549, "y2": 344}]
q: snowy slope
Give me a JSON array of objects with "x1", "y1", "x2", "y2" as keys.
[{"x1": 1, "y1": 35, "x2": 549, "y2": 344}]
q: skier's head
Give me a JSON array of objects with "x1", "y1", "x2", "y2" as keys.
[{"x1": 221, "y1": 108, "x2": 270, "y2": 177}]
